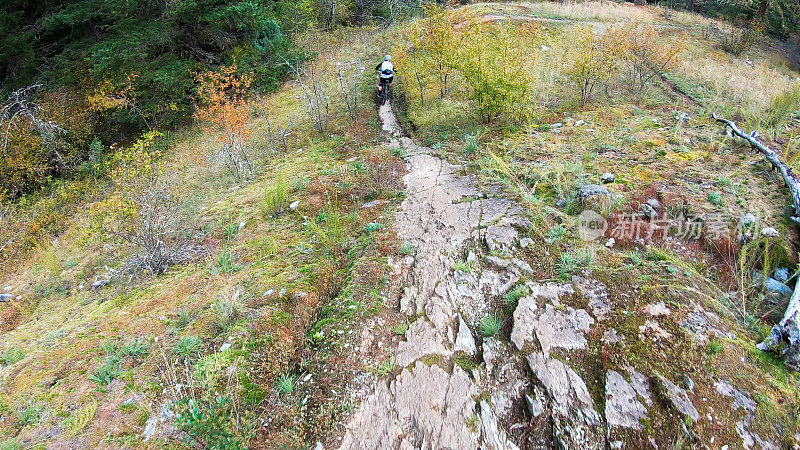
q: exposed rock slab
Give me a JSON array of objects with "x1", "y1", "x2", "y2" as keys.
[
  {"x1": 339, "y1": 362, "x2": 479, "y2": 449},
  {"x1": 656, "y1": 373, "x2": 700, "y2": 422},
  {"x1": 527, "y1": 352, "x2": 600, "y2": 426},
  {"x1": 605, "y1": 370, "x2": 648, "y2": 430},
  {"x1": 512, "y1": 301, "x2": 594, "y2": 355}
]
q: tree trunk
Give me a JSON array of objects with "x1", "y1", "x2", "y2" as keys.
[{"x1": 714, "y1": 114, "x2": 800, "y2": 371}]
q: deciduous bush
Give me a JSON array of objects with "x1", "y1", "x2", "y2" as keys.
[{"x1": 89, "y1": 132, "x2": 200, "y2": 279}]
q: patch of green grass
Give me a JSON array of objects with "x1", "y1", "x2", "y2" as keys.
[
  {"x1": 708, "y1": 192, "x2": 724, "y2": 206},
  {"x1": 465, "y1": 413, "x2": 479, "y2": 432},
  {"x1": 120, "y1": 338, "x2": 150, "y2": 358},
  {"x1": 275, "y1": 373, "x2": 297, "y2": 397},
  {"x1": 263, "y1": 177, "x2": 290, "y2": 215},
  {"x1": 89, "y1": 359, "x2": 121, "y2": 386},
  {"x1": 464, "y1": 134, "x2": 479, "y2": 155},
  {"x1": 16, "y1": 403, "x2": 42, "y2": 426},
  {"x1": 504, "y1": 284, "x2": 529, "y2": 308},
  {"x1": 557, "y1": 248, "x2": 594, "y2": 277},
  {"x1": 545, "y1": 224, "x2": 565, "y2": 244},
  {"x1": 399, "y1": 242, "x2": 416, "y2": 256},
  {"x1": 479, "y1": 314, "x2": 504, "y2": 337},
  {"x1": 0, "y1": 347, "x2": 25, "y2": 366},
  {"x1": 213, "y1": 251, "x2": 242, "y2": 274},
  {"x1": 364, "y1": 222, "x2": 384, "y2": 233},
  {"x1": 0, "y1": 437, "x2": 23, "y2": 450},
  {"x1": 452, "y1": 261, "x2": 473, "y2": 273},
  {"x1": 375, "y1": 359, "x2": 396, "y2": 376},
  {"x1": 393, "y1": 322, "x2": 410, "y2": 335},
  {"x1": 175, "y1": 336, "x2": 204, "y2": 359},
  {"x1": 707, "y1": 339, "x2": 724, "y2": 355}
]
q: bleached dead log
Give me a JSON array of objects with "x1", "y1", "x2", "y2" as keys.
[{"x1": 713, "y1": 114, "x2": 800, "y2": 371}]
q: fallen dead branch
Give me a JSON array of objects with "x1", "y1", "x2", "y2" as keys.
[{"x1": 713, "y1": 113, "x2": 800, "y2": 371}]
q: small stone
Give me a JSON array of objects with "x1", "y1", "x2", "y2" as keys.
[
  {"x1": 774, "y1": 268, "x2": 790, "y2": 283},
  {"x1": 541, "y1": 45, "x2": 550, "y2": 51},
  {"x1": 454, "y1": 315, "x2": 477, "y2": 356},
  {"x1": 605, "y1": 238, "x2": 615, "y2": 248},
  {"x1": 740, "y1": 213, "x2": 756, "y2": 227},
  {"x1": 553, "y1": 122, "x2": 563, "y2": 128},
  {"x1": 640, "y1": 203, "x2": 657, "y2": 219},
  {"x1": 682, "y1": 375, "x2": 695, "y2": 391},
  {"x1": 525, "y1": 389, "x2": 545, "y2": 417},
  {"x1": 579, "y1": 184, "x2": 611, "y2": 203},
  {"x1": 0, "y1": 293, "x2": 13, "y2": 302},
  {"x1": 575, "y1": 119, "x2": 585, "y2": 126},
  {"x1": 219, "y1": 343, "x2": 231, "y2": 352},
  {"x1": 762, "y1": 277, "x2": 792, "y2": 300},
  {"x1": 91, "y1": 278, "x2": 110, "y2": 290},
  {"x1": 289, "y1": 200, "x2": 300, "y2": 211},
  {"x1": 600, "y1": 173, "x2": 615, "y2": 183},
  {"x1": 520, "y1": 238, "x2": 534, "y2": 248},
  {"x1": 646, "y1": 198, "x2": 662, "y2": 210},
  {"x1": 761, "y1": 227, "x2": 779, "y2": 238}
]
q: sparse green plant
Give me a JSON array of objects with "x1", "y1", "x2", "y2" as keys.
[
  {"x1": 364, "y1": 222, "x2": 384, "y2": 233},
  {"x1": 263, "y1": 177, "x2": 290, "y2": 215},
  {"x1": 557, "y1": 248, "x2": 595, "y2": 277},
  {"x1": 0, "y1": 347, "x2": 25, "y2": 366},
  {"x1": 176, "y1": 308, "x2": 192, "y2": 329},
  {"x1": 375, "y1": 360, "x2": 396, "y2": 376},
  {"x1": 399, "y1": 243, "x2": 416, "y2": 255},
  {"x1": 504, "y1": 284, "x2": 528, "y2": 309},
  {"x1": 479, "y1": 314, "x2": 504, "y2": 337},
  {"x1": 223, "y1": 222, "x2": 240, "y2": 242},
  {"x1": 216, "y1": 251, "x2": 241, "y2": 274},
  {"x1": 175, "y1": 336, "x2": 203, "y2": 359},
  {"x1": 89, "y1": 359, "x2": 121, "y2": 386},
  {"x1": 708, "y1": 339, "x2": 725, "y2": 355},
  {"x1": 212, "y1": 297, "x2": 245, "y2": 331},
  {"x1": 174, "y1": 396, "x2": 251, "y2": 450},
  {"x1": 545, "y1": 225, "x2": 565, "y2": 244},
  {"x1": 100, "y1": 339, "x2": 119, "y2": 356},
  {"x1": 708, "y1": 192, "x2": 724, "y2": 206},
  {"x1": 120, "y1": 338, "x2": 150, "y2": 358},
  {"x1": 275, "y1": 373, "x2": 296, "y2": 396},
  {"x1": 465, "y1": 413, "x2": 479, "y2": 433},
  {"x1": 394, "y1": 322, "x2": 410, "y2": 335},
  {"x1": 452, "y1": 261, "x2": 473, "y2": 273},
  {"x1": 16, "y1": 402, "x2": 42, "y2": 426},
  {"x1": 464, "y1": 134, "x2": 479, "y2": 154}
]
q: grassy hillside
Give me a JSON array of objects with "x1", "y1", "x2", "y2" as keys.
[{"x1": 1, "y1": 1, "x2": 800, "y2": 448}]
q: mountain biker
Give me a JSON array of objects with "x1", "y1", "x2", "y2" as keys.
[{"x1": 375, "y1": 55, "x2": 394, "y2": 100}]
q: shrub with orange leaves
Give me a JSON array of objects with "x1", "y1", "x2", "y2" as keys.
[{"x1": 194, "y1": 64, "x2": 255, "y2": 179}]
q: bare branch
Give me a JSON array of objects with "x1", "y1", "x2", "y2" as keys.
[{"x1": 714, "y1": 113, "x2": 800, "y2": 371}]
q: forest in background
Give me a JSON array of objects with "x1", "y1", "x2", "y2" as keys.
[{"x1": 0, "y1": 0, "x2": 797, "y2": 201}]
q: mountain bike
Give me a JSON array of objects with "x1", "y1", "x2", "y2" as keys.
[{"x1": 377, "y1": 79, "x2": 392, "y2": 106}]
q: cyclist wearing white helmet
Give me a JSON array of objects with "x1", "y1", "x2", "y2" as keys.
[{"x1": 375, "y1": 55, "x2": 394, "y2": 84}]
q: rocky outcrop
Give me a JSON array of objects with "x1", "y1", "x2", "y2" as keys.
[{"x1": 605, "y1": 370, "x2": 649, "y2": 430}]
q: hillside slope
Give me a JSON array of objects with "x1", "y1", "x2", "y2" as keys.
[{"x1": 2, "y1": 1, "x2": 800, "y2": 449}]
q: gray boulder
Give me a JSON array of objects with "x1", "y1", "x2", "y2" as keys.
[
  {"x1": 579, "y1": 184, "x2": 611, "y2": 204},
  {"x1": 600, "y1": 173, "x2": 615, "y2": 184},
  {"x1": 774, "y1": 268, "x2": 790, "y2": 283}
]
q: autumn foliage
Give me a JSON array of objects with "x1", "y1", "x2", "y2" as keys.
[{"x1": 194, "y1": 64, "x2": 255, "y2": 179}]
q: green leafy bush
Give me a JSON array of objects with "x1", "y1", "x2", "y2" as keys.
[{"x1": 174, "y1": 396, "x2": 251, "y2": 450}]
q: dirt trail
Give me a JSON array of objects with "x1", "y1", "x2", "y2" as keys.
[{"x1": 338, "y1": 103, "x2": 531, "y2": 449}]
